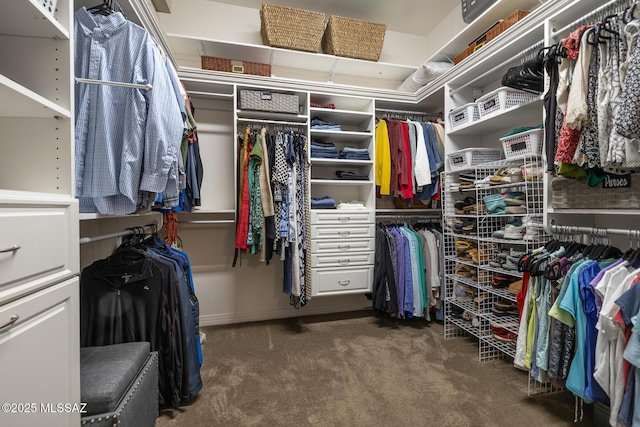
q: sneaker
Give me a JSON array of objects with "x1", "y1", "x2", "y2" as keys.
[
  {"x1": 492, "y1": 227, "x2": 505, "y2": 239},
  {"x1": 503, "y1": 218, "x2": 524, "y2": 240},
  {"x1": 503, "y1": 256, "x2": 520, "y2": 270},
  {"x1": 493, "y1": 330, "x2": 518, "y2": 342}
]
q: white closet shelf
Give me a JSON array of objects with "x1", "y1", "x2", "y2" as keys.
[
  {"x1": 167, "y1": 34, "x2": 417, "y2": 86},
  {"x1": 309, "y1": 108, "x2": 373, "y2": 126},
  {"x1": 447, "y1": 99, "x2": 543, "y2": 136},
  {"x1": 0, "y1": 75, "x2": 71, "y2": 118},
  {"x1": 426, "y1": 0, "x2": 545, "y2": 64},
  {"x1": 310, "y1": 159, "x2": 373, "y2": 167},
  {"x1": 309, "y1": 130, "x2": 372, "y2": 143},
  {"x1": 1, "y1": 0, "x2": 69, "y2": 39},
  {"x1": 236, "y1": 110, "x2": 307, "y2": 123},
  {"x1": 310, "y1": 179, "x2": 372, "y2": 186},
  {"x1": 79, "y1": 211, "x2": 163, "y2": 221}
]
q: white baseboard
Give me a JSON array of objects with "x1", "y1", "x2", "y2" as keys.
[{"x1": 199, "y1": 300, "x2": 373, "y2": 327}]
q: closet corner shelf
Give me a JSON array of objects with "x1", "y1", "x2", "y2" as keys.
[
  {"x1": 447, "y1": 99, "x2": 543, "y2": 136},
  {"x1": 1, "y1": 74, "x2": 71, "y2": 119}
]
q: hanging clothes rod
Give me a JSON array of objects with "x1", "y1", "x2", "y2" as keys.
[
  {"x1": 75, "y1": 77, "x2": 153, "y2": 91},
  {"x1": 376, "y1": 213, "x2": 442, "y2": 222},
  {"x1": 551, "y1": 0, "x2": 635, "y2": 39},
  {"x1": 448, "y1": 39, "x2": 544, "y2": 97},
  {"x1": 550, "y1": 223, "x2": 640, "y2": 239},
  {"x1": 178, "y1": 220, "x2": 235, "y2": 225},
  {"x1": 79, "y1": 224, "x2": 157, "y2": 245},
  {"x1": 376, "y1": 209, "x2": 441, "y2": 216}
]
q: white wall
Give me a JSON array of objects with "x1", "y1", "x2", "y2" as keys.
[{"x1": 179, "y1": 225, "x2": 372, "y2": 326}]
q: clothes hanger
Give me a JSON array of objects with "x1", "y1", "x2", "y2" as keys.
[{"x1": 87, "y1": 0, "x2": 114, "y2": 16}]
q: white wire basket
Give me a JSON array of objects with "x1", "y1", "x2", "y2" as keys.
[
  {"x1": 476, "y1": 87, "x2": 538, "y2": 119},
  {"x1": 449, "y1": 103, "x2": 480, "y2": 129},
  {"x1": 500, "y1": 128, "x2": 543, "y2": 159},
  {"x1": 447, "y1": 148, "x2": 502, "y2": 172}
]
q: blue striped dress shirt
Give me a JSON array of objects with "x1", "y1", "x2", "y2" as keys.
[{"x1": 74, "y1": 8, "x2": 183, "y2": 215}]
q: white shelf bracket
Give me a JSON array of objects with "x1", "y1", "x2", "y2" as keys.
[{"x1": 327, "y1": 59, "x2": 338, "y2": 84}]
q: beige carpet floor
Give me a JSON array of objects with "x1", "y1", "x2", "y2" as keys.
[{"x1": 155, "y1": 311, "x2": 597, "y2": 427}]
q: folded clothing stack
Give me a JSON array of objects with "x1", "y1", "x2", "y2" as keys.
[
  {"x1": 337, "y1": 200, "x2": 366, "y2": 210},
  {"x1": 310, "y1": 140, "x2": 339, "y2": 159},
  {"x1": 311, "y1": 196, "x2": 337, "y2": 209},
  {"x1": 335, "y1": 170, "x2": 369, "y2": 180},
  {"x1": 340, "y1": 146, "x2": 370, "y2": 160},
  {"x1": 311, "y1": 117, "x2": 342, "y2": 131}
]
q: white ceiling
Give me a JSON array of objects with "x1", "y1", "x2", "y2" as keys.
[{"x1": 207, "y1": 0, "x2": 460, "y2": 37}]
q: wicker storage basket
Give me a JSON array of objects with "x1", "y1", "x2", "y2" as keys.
[
  {"x1": 260, "y1": 3, "x2": 326, "y2": 53},
  {"x1": 239, "y1": 89, "x2": 300, "y2": 114},
  {"x1": 201, "y1": 56, "x2": 271, "y2": 77},
  {"x1": 322, "y1": 15, "x2": 386, "y2": 61},
  {"x1": 551, "y1": 176, "x2": 640, "y2": 209}
]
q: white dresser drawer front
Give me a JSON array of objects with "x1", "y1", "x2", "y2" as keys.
[
  {"x1": 311, "y1": 224, "x2": 375, "y2": 240},
  {"x1": 312, "y1": 266, "x2": 373, "y2": 295},
  {"x1": 311, "y1": 211, "x2": 374, "y2": 225},
  {"x1": 311, "y1": 252, "x2": 374, "y2": 268},
  {"x1": 0, "y1": 278, "x2": 80, "y2": 427},
  {"x1": 0, "y1": 204, "x2": 76, "y2": 290},
  {"x1": 311, "y1": 238, "x2": 375, "y2": 254}
]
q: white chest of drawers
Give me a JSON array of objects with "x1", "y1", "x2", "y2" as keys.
[{"x1": 310, "y1": 210, "x2": 374, "y2": 296}]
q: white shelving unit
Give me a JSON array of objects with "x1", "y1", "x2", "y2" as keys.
[
  {"x1": 443, "y1": 156, "x2": 548, "y2": 361},
  {"x1": 0, "y1": 2, "x2": 80, "y2": 427},
  {"x1": 440, "y1": 6, "x2": 548, "y2": 362},
  {"x1": 309, "y1": 93, "x2": 376, "y2": 296}
]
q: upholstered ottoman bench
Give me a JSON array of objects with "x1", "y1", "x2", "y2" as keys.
[{"x1": 80, "y1": 342, "x2": 158, "y2": 427}]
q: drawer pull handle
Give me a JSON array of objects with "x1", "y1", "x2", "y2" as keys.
[
  {"x1": 338, "y1": 280, "x2": 351, "y2": 286},
  {"x1": 0, "y1": 315, "x2": 20, "y2": 332},
  {"x1": 0, "y1": 245, "x2": 21, "y2": 254},
  {"x1": 338, "y1": 231, "x2": 350, "y2": 236},
  {"x1": 337, "y1": 217, "x2": 350, "y2": 222},
  {"x1": 338, "y1": 245, "x2": 351, "y2": 250},
  {"x1": 338, "y1": 259, "x2": 351, "y2": 265}
]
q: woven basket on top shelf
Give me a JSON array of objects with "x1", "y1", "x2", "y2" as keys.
[
  {"x1": 260, "y1": 3, "x2": 326, "y2": 53},
  {"x1": 322, "y1": 15, "x2": 387, "y2": 61},
  {"x1": 201, "y1": 56, "x2": 271, "y2": 77}
]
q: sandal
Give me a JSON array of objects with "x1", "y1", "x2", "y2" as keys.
[
  {"x1": 455, "y1": 240, "x2": 471, "y2": 253},
  {"x1": 508, "y1": 279, "x2": 523, "y2": 295},
  {"x1": 490, "y1": 167, "x2": 510, "y2": 185}
]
